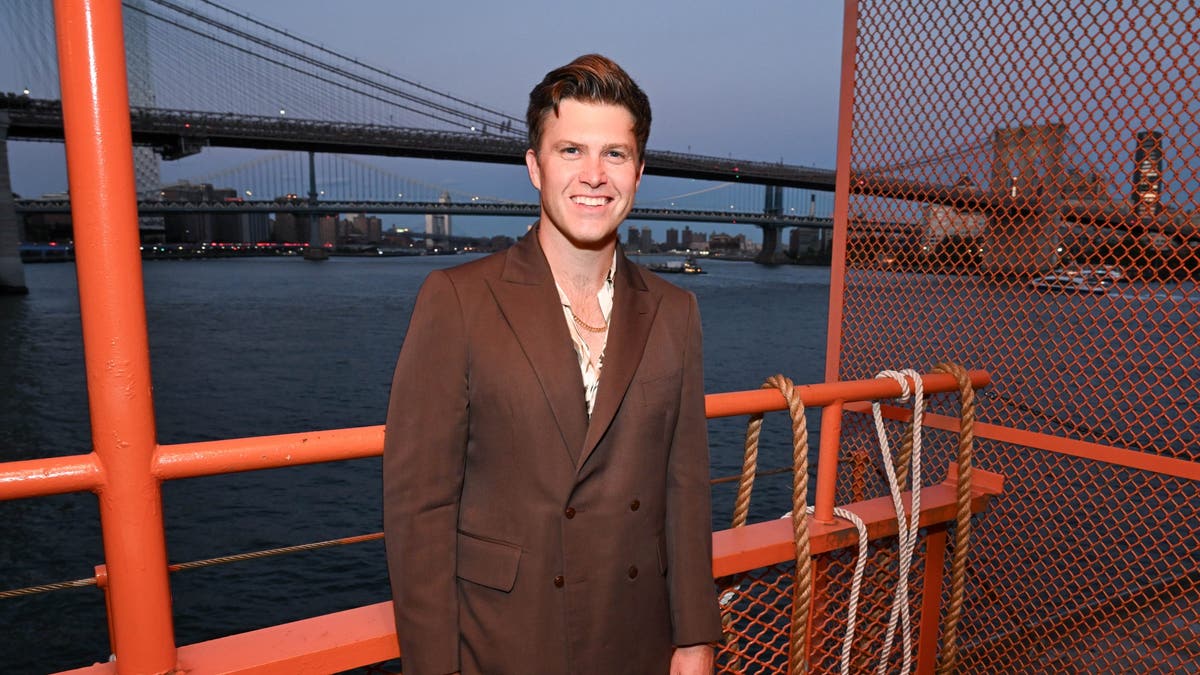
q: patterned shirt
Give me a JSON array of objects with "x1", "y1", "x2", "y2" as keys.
[{"x1": 555, "y1": 253, "x2": 616, "y2": 417}]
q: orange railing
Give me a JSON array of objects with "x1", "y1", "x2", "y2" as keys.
[
  {"x1": 7, "y1": 1, "x2": 1197, "y2": 673},
  {"x1": 5, "y1": 371, "x2": 997, "y2": 675}
]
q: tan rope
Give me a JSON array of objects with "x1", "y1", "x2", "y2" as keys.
[
  {"x1": 732, "y1": 401, "x2": 767, "y2": 529},
  {"x1": 719, "y1": 378, "x2": 775, "y2": 672},
  {"x1": 0, "y1": 532, "x2": 384, "y2": 600},
  {"x1": 932, "y1": 362, "x2": 976, "y2": 675},
  {"x1": 763, "y1": 374, "x2": 812, "y2": 675},
  {"x1": 719, "y1": 375, "x2": 811, "y2": 675}
]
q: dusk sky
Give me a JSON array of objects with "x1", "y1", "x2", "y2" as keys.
[{"x1": 4, "y1": 0, "x2": 848, "y2": 239}]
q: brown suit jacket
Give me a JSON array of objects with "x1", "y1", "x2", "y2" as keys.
[{"x1": 383, "y1": 231, "x2": 722, "y2": 675}]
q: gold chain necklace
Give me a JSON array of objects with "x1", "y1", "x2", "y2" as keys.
[{"x1": 571, "y1": 310, "x2": 608, "y2": 333}]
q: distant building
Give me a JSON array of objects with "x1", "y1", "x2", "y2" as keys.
[
  {"x1": 665, "y1": 227, "x2": 679, "y2": 250},
  {"x1": 921, "y1": 204, "x2": 986, "y2": 252},
  {"x1": 789, "y1": 228, "x2": 823, "y2": 256},
  {"x1": 272, "y1": 213, "x2": 301, "y2": 243},
  {"x1": 346, "y1": 213, "x2": 383, "y2": 243},
  {"x1": 639, "y1": 226, "x2": 654, "y2": 252},
  {"x1": 626, "y1": 225, "x2": 641, "y2": 252},
  {"x1": 317, "y1": 215, "x2": 337, "y2": 246}
]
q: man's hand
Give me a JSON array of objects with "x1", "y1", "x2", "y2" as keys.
[{"x1": 670, "y1": 644, "x2": 714, "y2": 675}]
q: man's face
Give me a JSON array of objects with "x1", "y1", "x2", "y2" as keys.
[{"x1": 525, "y1": 99, "x2": 644, "y2": 249}]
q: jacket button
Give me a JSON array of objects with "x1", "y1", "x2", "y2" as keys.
[
  {"x1": 627, "y1": 566, "x2": 638, "y2": 579},
  {"x1": 564, "y1": 507, "x2": 576, "y2": 519},
  {"x1": 629, "y1": 499, "x2": 640, "y2": 511},
  {"x1": 554, "y1": 575, "x2": 565, "y2": 588}
]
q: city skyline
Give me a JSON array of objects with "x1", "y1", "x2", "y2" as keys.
[{"x1": 2, "y1": 0, "x2": 846, "y2": 242}]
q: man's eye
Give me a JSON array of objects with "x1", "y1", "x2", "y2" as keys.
[
  {"x1": 606, "y1": 150, "x2": 629, "y2": 161},
  {"x1": 561, "y1": 147, "x2": 580, "y2": 156}
]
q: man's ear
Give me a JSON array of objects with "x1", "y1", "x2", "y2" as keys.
[{"x1": 525, "y1": 149, "x2": 542, "y2": 191}]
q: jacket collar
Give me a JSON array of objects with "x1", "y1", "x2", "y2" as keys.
[{"x1": 488, "y1": 227, "x2": 659, "y2": 469}]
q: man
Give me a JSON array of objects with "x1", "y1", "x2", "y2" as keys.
[{"x1": 383, "y1": 54, "x2": 722, "y2": 675}]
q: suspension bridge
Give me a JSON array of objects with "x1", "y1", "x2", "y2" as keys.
[{"x1": 1, "y1": 0, "x2": 1195, "y2": 294}]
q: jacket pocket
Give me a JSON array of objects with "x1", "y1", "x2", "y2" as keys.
[{"x1": 456, "y1": 531, "x2": 522, "y2": 592}]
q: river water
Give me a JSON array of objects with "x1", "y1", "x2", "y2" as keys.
[{"x1": 0, "y1": 254, "x2": 830, "y2": 674}]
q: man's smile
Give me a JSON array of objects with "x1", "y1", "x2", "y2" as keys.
[{"x1": 571, "y1": 195, "x2": 613, "y2": 207}]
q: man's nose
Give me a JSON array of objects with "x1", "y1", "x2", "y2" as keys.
[{"x1": 578, "y1": 156, "x2": 607, "y2": 187}]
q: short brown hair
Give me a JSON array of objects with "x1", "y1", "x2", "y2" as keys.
[{"x1": 526, "y1": 54, "x2": 652, "y2": 162}]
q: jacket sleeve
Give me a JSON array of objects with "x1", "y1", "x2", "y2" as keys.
[
  {"x1": 664, "y1": 292, "x2": 724, "y2": 646},
  {"x1": 383, "y1": 270, "x2": 468, "y2": 675}
]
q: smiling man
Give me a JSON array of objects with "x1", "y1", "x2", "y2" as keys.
[{"x1": 383, "y1": 54, "x2": 722, "y2": 675}]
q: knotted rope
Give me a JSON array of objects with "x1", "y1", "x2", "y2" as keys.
[
  {"x1": 872, "y1": 369, "x2": 925, "y2": 675},
  {"x1": 727, "y1": 375, "x2": 869, "y2": 675},
  {"x1": 932, "y1": 362, "x2": 976, "y2": 675},
  {"x1": 723, "y1": 367, "x2": 977, "y2": 675}
]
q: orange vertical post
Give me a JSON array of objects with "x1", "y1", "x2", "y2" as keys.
[
  {"x1": 53, "y1": 1, "x2": 176, "y2": 673},
  {"x1": 916, "y1": 525, "x2": 949, "y2": 674},
  {"x1": 823, "y1": 0, "x2": 861, "y2": 383},
  {"x1": 813, "y1": 402, "x2": 845, "y2": 523}
]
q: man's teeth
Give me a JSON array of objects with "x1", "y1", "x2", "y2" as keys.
[{"x1": 573, "y1": 196, "x2": 608, "y2": 206}]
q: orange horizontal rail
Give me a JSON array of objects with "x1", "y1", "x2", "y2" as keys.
[
  {"x1": 54, "y1": 466, "x2": 1002, "y2": 675},
  {"x1": 703, "y1": 369, "x2": 989, "y2": 418},
  {"x1": 58, "y1": 602, "x2": 400, "y2": 675},
  {"x1": 711, "y1": 463, "x2": 1005, "y2": 577},
  {"x1": 153, "y1": 425, "x2": 384, "y2": 481},
  {"x1": 849, "y1": 402, "x2": 1200, "y2": 482},
  {"x1": 0, "y1": 371, "x2": 989, "y2": 501},
  {"x1": 0, "y1": 453, "x2": 103, "y2": 499}
]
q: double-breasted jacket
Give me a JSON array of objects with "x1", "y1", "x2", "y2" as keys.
[{"x1": 383, "y1": 231, "x2": 722, "y2": 675}]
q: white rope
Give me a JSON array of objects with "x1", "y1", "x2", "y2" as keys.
[
  {"x1": 780, "y1": 505, "x2": 869, "y2": 675},
  {"x1": 872, "y1": 369, "x2": 925, "y2": 675}
]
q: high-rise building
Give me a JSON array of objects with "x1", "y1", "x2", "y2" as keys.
[
  {"x1": 626, "y1": 225, "x2": 641, "y2": 250},
  {"x1": 638, "y1": 226, "x2": 654, "y2": 252},
  {"x1": 665, "y1": 227, "x2": 679, "y2": 250}
]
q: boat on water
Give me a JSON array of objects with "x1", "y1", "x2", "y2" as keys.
[
  {"x1": 1029, "y1": 271, "x2": 1113, "y2": 294},
  {"x1": 648, "y1": 256, "x2": 707, "y2": 274},
  {"x1": 2, "y1": 2, "x2": 1197, "y2": 674}
]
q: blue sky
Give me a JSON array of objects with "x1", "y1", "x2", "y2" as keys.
[{"x1": 5, "y1": 0, "x2": 847, "y2": 239}]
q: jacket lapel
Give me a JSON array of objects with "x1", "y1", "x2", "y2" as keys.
[
  {"x1": 578, "y1": 250, "x2": 659, "y2": 470},
  {"x1": 487, "y1": 233, "x2": 589, "y2": 462}
]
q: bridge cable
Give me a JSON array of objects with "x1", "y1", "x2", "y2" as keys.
[{"x1": 189, "y1": 0, "x2": 525, "y2": 130}]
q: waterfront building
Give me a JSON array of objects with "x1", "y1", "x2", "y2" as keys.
[
  {"x1": 665, "y1": 227, "x2": 679, "y2": 250},
  {"x1": 626, "y1": 225, "x2": 641, "y2": 252}
]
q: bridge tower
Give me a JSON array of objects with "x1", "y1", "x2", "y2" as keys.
[
  {"x1": 126, "y1": 0, "x2": 165, "y2": 242},
  {"x1": 0, "y1": 113, "x2": 27, "y2": 293},
  {"x1": 982, "y1": 123, "x2": 1066, "y2": 276},
  {"x1": 755, "y1": 184, "x2": 790, "y2": 264},
  {"x1": 425, "y1": 192, "x2": 452, "y2": 249}
]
